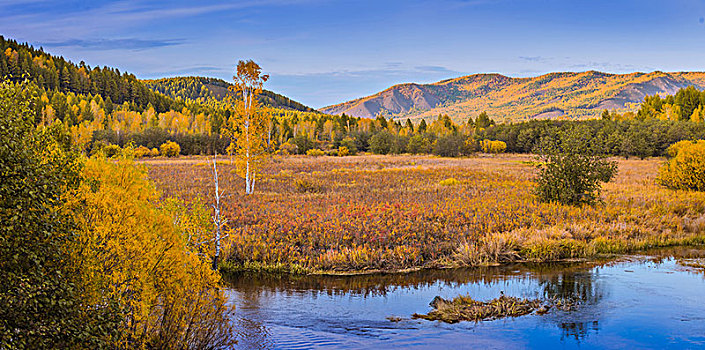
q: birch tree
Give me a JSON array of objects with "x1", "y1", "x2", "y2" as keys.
[
  {"x1": 227, "y1": 60, "x2": 269, "y2": 195},
  {"x1": 211, "y1": 153, "x2": 226, "y2": 269}
]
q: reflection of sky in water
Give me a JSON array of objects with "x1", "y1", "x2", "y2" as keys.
[{"x1": 227, "y1": 252, "x2": 705, "y2": 349}]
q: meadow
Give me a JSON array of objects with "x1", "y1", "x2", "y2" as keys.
[{"x1": 145, "y1": 154, "x2": 705, "y2": 273}]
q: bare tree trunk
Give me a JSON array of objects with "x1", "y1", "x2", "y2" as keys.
[
  {"x1": 245, "y1": 150, "x2": 250, "y2": 194},
  {"x1": 212, "y1": 153, "x2": 223, "y2": 270},
  {"x1": 267, "y1": 118, "x2": 272, "y2": 151},
  {"x1": 243, "y1": 87, "x2": 255, "y2": 195}
]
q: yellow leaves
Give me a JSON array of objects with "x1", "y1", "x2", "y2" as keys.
[
  {"x1": 480, "y1": 139, "x2": 507, "y2": 154},
  {"x1": 338, "y1": 146, "x2": 350, "y2": 157},
  {"x1": 4, "y1": 47, "x2": 18, "y2": 64},
  {"x1": 691, "y1": 105, "x2": 705, "y2": 122},
  {"x1": 66, "y1": 157, "x2": 233, "y2": 347},
  {"x1": 658, "y1": 103, "x2": 682, "y2": 121},
  {"x1": 658, "y1": 140, "x2": 705, "y2": 191},
  {"x1": 439, "y1": 178, "x2": 460, "y2": 186},
  {"x1": 69, "y1": 123, "x2": 92, "y2": 152},
  {"x1": 224, "y1": 62, "x2": 271, "y2": 192},
  {"x1": 159, "y1": 140, "x2": 181, "y2": 157}
]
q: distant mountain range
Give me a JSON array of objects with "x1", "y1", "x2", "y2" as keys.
[
  {"x1": 144, "y1": 76, "x2": 315, "y2": 112},
  {"x1": 320, "y1": 71, "x2": 705, "y2": 122}
]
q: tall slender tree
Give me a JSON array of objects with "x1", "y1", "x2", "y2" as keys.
[{"x1": 228, "y1": 60, "x2": 269, "y2": 194}]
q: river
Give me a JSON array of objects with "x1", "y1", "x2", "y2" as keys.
[{"x1": 225, "y1": 248, "x2": 705, "y2": 349}]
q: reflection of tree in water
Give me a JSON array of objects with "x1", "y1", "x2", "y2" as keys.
[
  {"x1": 537, "y1": 268, "x2": 606, "y2": 342},
  {"x1": 222, "y1": 262, "x2": 591, "y2": 299},
  {"x1": 559, "y1": 320, "x2": 600, "y2": 342},
  {"x1": 539, "y1": 270, "x2": 603, "y2": 303}
]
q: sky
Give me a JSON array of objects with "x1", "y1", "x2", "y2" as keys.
[{"x1": 2, "y1": 0, "x2": 705, "y2": 108}]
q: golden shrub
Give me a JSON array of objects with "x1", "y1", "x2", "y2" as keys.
[
  {"x1": 438, "y1": 178, "x2": 460, "y2": 186},
  {"x1": 133, "y1": 145, "x2": 152, "y2": 158},
  {"x1": 306, "y1": 148, "x2": 325, "y2": 157},
  {"x1": 665, "y1": 140, "x2": 705, "y2": 158},
  {"x1": 480, "y1": 139, "x2": 507, "y2": 154},
  {"x1": 159, "y1": 140, "x2": 181, "y2": 157},
  {"x1": 658, "y1": 140, "x2": 705, "y2": 191}
]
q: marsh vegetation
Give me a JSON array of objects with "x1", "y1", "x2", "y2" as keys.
[{"x1": 146, "y1": 153, "x2": 705, "y2": 274}]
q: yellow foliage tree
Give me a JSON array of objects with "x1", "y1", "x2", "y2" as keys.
[
  {"x1": 65, "y1": 157, "x2": 235, "y2": 348},
  {"x1": 658, "y1": 103, "x2": 682, "y2": 121},
  {"x1": 70, "y1": 123, "x2": 92, "y2": 153},
  {"x1": 691, "y1": 105, "x2": 705, "y2": 122},
  {"x1": 227, "y1": 59, "x2": 269, "y2": 194},
  {"x1": 480, "y1": 139, "x2": 507, "y2": 154}
]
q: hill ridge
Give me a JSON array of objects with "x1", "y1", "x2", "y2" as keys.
[
  {"x1": 320, "y1": 71, "x2": 705, "y2": 122},
  {"x1": 144, "y1": 76, "x2": 315, "y2": 112}
]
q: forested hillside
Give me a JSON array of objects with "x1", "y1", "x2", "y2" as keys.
[
  {"x1": 1, "y1": 36, "x2": 178, "y2": 112},
  {"x1": 0, "y1": 36, "x2": 323, "y2": 155},
  {"x1": 321, "y1": 71, "x2": 705, "y2": 122},
  {"x1": 145, "y1": 76, "x2": 315, "y2": 112}
]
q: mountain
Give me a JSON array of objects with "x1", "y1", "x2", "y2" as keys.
[
  {"x1": 320, "y1": 71, "x2": 705, "y2": 122},
  {"x1": 144, "y1": 76, "x2": 315, "y2": 112}
]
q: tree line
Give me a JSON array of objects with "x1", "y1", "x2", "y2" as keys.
[
  {"x1": 145, "y1": 76, "x2": 315, "y2": 112},
  {"x1": 4, "y1": 35, "x2": 705, "y2": 159}
]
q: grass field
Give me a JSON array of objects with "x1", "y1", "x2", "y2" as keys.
[{"x1": 144, "y1": 154, "x2": 705, "y2": 273}]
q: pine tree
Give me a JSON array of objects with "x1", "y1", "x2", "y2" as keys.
[{"x1": 418, "y1": 119, "x2": 428, "y2": 133}]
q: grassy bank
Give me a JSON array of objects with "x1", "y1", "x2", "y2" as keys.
[{"x1": 146, "y1": 154, "x2": 705, "y2": 274}]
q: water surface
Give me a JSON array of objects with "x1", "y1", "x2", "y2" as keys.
[{"x1": 226, "y1": 248, "x2": 705, "y2": 349}]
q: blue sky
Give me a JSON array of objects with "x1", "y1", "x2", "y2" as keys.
[{"x1": 2, "y1": 0, "x2": 705, "y2": 108}]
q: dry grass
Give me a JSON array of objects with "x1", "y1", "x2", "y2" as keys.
[
  {"x1": 145, "y1": 154, "x2": 705, "y2": 273},
  {"x1": 411, "y1": 293, "x2": 580, "y2": 323},
  {"x1": 412, "y1": 295, "x2": 542, "y2": 323}
]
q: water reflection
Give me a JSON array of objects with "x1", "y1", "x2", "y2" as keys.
[
  {"x1": 559, "y1": 320, "x2": 600, "y2": 342},
  {"x1": 224, "y1": 248, "x2": 705, "y2": 349},
  {"x1": 224, "y1": 261, "x2": 599, "y2": 297}
]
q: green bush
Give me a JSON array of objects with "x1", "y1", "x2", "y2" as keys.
[
  {"x1": 293, "y1": 135, "x2": 314, "y2": 154},
  {"x1": 103, "y1": 144, "x2": 122, "y2": 158},
  {"x1": 0, "y1": 81, "x2": 114, "y2": 348},
  {"x1": 407, "y1": 135, "x2": 432, "y2": 154},
  {"x1": 369, "y1": 131, "x2": 393, "y2": 154},
  {"x1": 159, "y1": 140, "x2": 181, "y2": 157},
  {"x1": 339, "y1": 137, "x2": 358, "y2": 155},
  {"x1": 657, "y1": 140, "x2": 705, "y2": 191},
  {"x1": 534, "y1": 130, "x2": 618, "y2": 206},
  {"x1": 433, "y1": 134, "x2": 464, "y2": 157}
]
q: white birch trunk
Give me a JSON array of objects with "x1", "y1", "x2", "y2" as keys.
[{"x1": 212, "y1": 153, "x2": 222, "y2": 270}]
